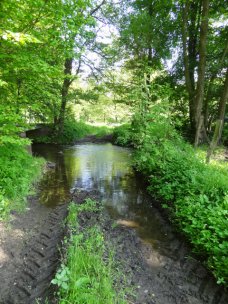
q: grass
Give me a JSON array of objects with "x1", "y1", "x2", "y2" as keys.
[
  {"x1": 52, "y1": 199, "x2": 127, "y2": 304},
  {"x1": 0, "y1": 141, "x2": 44, "y2": 220}
]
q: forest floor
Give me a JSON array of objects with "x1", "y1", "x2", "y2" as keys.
[{"x1": 0, "y1": 187, "x2": 228, "y2": 304}]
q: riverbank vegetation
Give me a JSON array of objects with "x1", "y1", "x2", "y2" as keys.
[
  {"x1": 52, "y1": 199, "x2": 126, "y2": 304},
  {"x1": 33, "y1": 119, "x2": 111, "y2": 144},
  {"x1": 0, "y1": 141, "x2": 43, "y2": 220},
  {"x1": 113, "y1": 109, "x2": 228, "y2": 286},
  {"x1": 109, "y1": 0, "x2": 228, "y2": 286}
]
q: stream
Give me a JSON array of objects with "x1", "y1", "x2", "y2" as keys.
[
  {"x1": 33, "y1": 143, "x2": 170, "y2": 250},
  {"x1": 31, "y1": 142, "x2": 228, "y2": 304}
]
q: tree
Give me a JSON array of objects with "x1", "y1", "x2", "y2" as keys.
[
  {"x1": 0, "y1": 0, "x2": 65, "y2": 131},
  {"x1": 115, "y1": 0, "x2": 227, "y2": 146},
  {"x1": 56, "y1": 0, "x2": 107, "y2": 134},
  {"x1": 0, "y1": 0, "x2": 108, "y2": 138},
  {"x1": 180, "y1": 0, "x2": 228, "y2": 144},
  {"x1": 206, "y1": 68, "x2": 228, "y2": 162}
]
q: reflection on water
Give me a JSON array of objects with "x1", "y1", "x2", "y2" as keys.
[{"x1": 32, "y1": 143, "x2": 170, "y2": 251}]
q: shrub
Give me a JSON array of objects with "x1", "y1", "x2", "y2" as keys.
[{"x1": 113, "y1": 124, "x2": 132, "y2": 146}]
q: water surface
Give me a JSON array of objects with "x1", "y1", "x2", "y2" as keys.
[{"x1": 32, "y1": 143, "x2": 170, "y2": 252}]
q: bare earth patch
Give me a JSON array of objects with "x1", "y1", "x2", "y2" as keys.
[{"x1": 0, "y1": 196, "x2": 67, "y2": 304}]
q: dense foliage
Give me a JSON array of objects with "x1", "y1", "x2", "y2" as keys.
[
  {"x1": 0, "y1": 0, "x2": 114, "y2": 135},
  {"x1": 114, "y1": 107, "x2": 228, "y2": 286},
  {"x1": 0, "y1": 0, "x2": 113, "y2": 217},
  {"x1": 109, "y1": 0, "x2": 228, "y2": 153},
  {"x1": 0, "y1": 142, "x2": 43, "y2": 220}
]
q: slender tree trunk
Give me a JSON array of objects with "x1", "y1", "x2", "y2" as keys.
[
  {"x1": 143, "y1": 1, "x2": 153, "y2": 115},
  {"x1": 206, "y1": 68, "x2": 228, "y2": 163},
  {"x1": 204, "y1": 39, "x2": 228, "y2": 130},
  {"x1": 56, "y1": 58, "x2": 73, "y2": 134},
  {"x1": 188, "y1": 1, "x2": 200, "y2": 89},
  {"x1": 181, "y1": 1, "x2": 196, "y2": 134},
  {"x1": 194, "y1": 0, "x2": 209, "y2": 146}
]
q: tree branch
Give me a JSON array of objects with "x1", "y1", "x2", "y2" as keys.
[{"x1": 90, "y1": 0, "x2": 106, "y2": 16}]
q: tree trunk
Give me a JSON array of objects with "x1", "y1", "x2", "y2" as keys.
[
  {"x1": 188, "y1": 1, "x2": 200, "y2": 90},
  {"x1": 181, "y1": 1, "x2": 197, "y2": 134},
  {"x1": 206, "y1": 68, "x2": 228, "y2": 163},
  {"x1": 194, "y1": 0, "x2": 209, "y2": 146},
  {"x1": 204, "y1": 39, "x2": 228, "y2": 130},
  {"x1": 56, "y1": 58, "x2": 73, "y2": 134}
]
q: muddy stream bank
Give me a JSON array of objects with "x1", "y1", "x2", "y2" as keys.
[{"x1": 0, "y1": 143, "x2": 227, "y2": 304}]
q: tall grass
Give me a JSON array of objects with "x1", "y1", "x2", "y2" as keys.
[
  {"x1": 0, "y1": 141, "x2": 44, "y2": 220},
  {"x1": 52, "y1": 200, "x2": 126, "y2": 304}
]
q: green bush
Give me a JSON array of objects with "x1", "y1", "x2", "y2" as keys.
[
  {"x1": 113, "y1": 124, "x2": 132, "y2": 146},
  {"x1": 92, "y1": 125, "x2": 111, "y2": 138},
  {"x1": 0, "y1": 141, "x2": 43, "y2": 219},
  {"x1": 58, "y1": 120, "x2": 92, "y2": 144},
  {"x1": 116, "y1": 108, "x2": 228, "y2": 286}
]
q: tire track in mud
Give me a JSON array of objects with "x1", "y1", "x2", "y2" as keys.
[
  {"x1": 4, "y1": 205, "x2": 67, "y2": 304},
  {"x1": 103, "y1": 218, "x2": 228, "y2": 304},
  {"x1": 126, "y1": 194, "x2": 228, "y2": 304}
]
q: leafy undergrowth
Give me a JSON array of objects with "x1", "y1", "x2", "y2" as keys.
[
  {"x1": 0, "y1": 140, "x2": 44, "y2": 220},
  {"x1": 114, "y1": 108, "x2": 228, "y2": 286},
  {"x1": 113, "y1": 124, "x2": 132, "y2": 146},
  {"x1": 52, "y1": 199, "x2": 126, "y2": 304},
  {"x1": 34, "y1": 119, "x2": 111, "y2": 144}
]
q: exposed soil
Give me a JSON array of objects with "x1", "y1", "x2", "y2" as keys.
[
  {"x1": 1, "y1": 189, "x2": 228, "y2": 304},
  {"x1": 0, "y1": 196, "x2": 67, "y2": 304}
]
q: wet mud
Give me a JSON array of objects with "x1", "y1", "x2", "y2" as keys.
[
  {"x1": 1, "y1": 190, "x2": 228, "y2": 304},
  {"x1": 0, "y1": 197, "x2": 67, "y2": 304},
  {"x1": 71, "y1": 190, "x2": 228, "y2": 304}
]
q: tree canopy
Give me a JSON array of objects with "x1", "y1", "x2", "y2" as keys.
[{"x1": 0, "y1": 0, "x2": 227, "y2": 147}]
